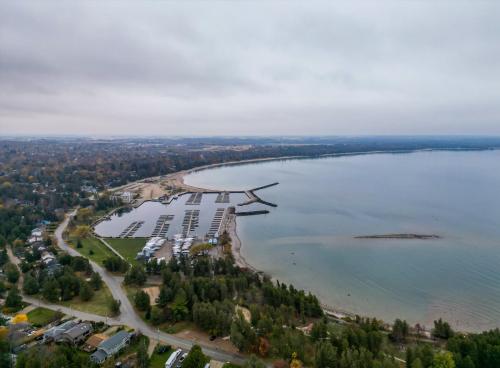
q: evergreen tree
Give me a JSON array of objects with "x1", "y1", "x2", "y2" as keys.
[
  {"x1": 4, "y1": 263, "x2": 20, "y2": 284},
  {"x1": 315, "y1": 342, "x2": 338, "y2": 368},
  {"x1": 22, "y1": 274, "x2": 39, "y2": 295},
  {"x1": 5, "y1": 287, "x2": 22, "y2": 309},
  {"x1": 42, "y1": 278, "x2": 60, "y2": 302},
  {"x1": 182, "y1": 345, "x2": 209, "y2": 368},
  {"x1": 90, "y1": 272, "x2": 102, "y2": 290},
  {"x1": 79, "y1": 281, "x2": 94, "y2": 301},
  {"x1": 134, "y1": 290, "x2": 151, "y2": 311}
]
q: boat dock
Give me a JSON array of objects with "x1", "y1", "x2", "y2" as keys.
[{"x1": 119, "y1": 221, "x2": 144, "y2": 238}]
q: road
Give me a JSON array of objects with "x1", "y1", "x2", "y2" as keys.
[{"x1": 12, "y1": 210, "x2": 247, "y2": 365}]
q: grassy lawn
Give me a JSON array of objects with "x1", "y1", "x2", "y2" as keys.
[
  {"x1": 27, "y1": 307, "x2": 62, "y2": 327},
  {"x1": 59, "y1": 284, "x2": 114, "y2": 316},
  {"x1": 68, "y1": 237, "x2": 115, "y2": 265},
  {"x1": 104, "y1": 238, "x2": 147, "y2": 264},
  {"x1": 150, "y1": 349, "x2": 174, "y2": 368}
]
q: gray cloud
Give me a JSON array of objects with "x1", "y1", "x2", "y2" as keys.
[{"x1": 0, "y1": 1, "x2": 499, "y2": 136}]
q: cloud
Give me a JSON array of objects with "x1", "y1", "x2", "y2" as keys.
[{"x1": 0, "y1": 1, "x2": 499, "y2": 135}]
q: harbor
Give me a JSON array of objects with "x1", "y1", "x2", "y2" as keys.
[{"x1": 94, "y1": 184, "x2": 278, "y2": 264}]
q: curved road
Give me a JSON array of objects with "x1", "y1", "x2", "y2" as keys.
[{"x1": 19, "y1": 210, "x2": 247, "y2": 364}]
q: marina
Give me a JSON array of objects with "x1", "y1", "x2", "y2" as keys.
[
  {"x1": 118, "y1": 221, "x2": 144, "y2": 238},
  {"x1": 94, "y1": 186, "x2": 277, "y2": 263}
]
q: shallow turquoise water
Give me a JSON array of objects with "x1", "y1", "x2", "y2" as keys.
[{"x1": 185, "y1": 150, "x2": 500, "y2": 331}]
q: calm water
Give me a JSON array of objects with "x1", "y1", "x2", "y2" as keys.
[
  {"x1": 185, "y1": 150, "x2": 500, "y2": 331},
  {"x1": 94, "y1": 192, "x2": 250, "y2": 238}
]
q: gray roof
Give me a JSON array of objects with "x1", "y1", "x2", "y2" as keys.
[
  {"x1": 90, "y1": 349, "x2": 107, "y2": 363},
  {"x1": 63, "y1": 322, "x2": 92, "y2": 339},
  {"x1": 98, "y1": 331, "x2": 131, "y2": 353},
  {"x1": 44, "y1": 320, "x2": 77, "y2": 339}
]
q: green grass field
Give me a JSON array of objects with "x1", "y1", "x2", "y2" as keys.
[
  {"x1": 69, "y1": 237, "x2": 115, "y2": 265},
  {"x1": 104, "y1": 238, "x2": 147, "y2": 264},
  {"x1": 150, "y1": 349, "x2": 174, "y2": 368},
  {"x1": 27, "y1": 307, "x2": 61, "y2": 327},
  {"x1": 59, "y1": 284, "x2": 114, "y2": 316}
]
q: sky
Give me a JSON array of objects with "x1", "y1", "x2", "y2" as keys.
[{"x1": 1, "y1": 1, "x2": 499, "y2": 136}]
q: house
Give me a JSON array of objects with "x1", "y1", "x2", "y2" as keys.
[
  {"x1": 81, "y1": 185, "x2": 98, "y2": 194},
  {"x1": 31, "y1": 242, "x2": 47, "y2": 253},
  {"x1": 43, "y1": 320, "x2": 78, "y2": 343},
  {"x1": 83, "y1": 333, "x2": 108, "y2": 352},
  {"x1": 90, "y1": 331, "x2": 132, "y2": 364},
  {"x1": 41, "y1": 251, "x2": 56, "y2": 265},
  {"x1": 28, "y1": 228, "x2": 44, "y2": 244},
  {"x1": 59, "y1": 322, "x2": 93, "y2": 345},
  {"x1": 45, "y1": 262, "x2": 62, "y2": 276}
]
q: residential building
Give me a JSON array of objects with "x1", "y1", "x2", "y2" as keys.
[
  {"x1": 59, "y1": 322, "x2": 93, "y2": 345},
  {"x1": 43, "y1": 320, "x2": 78, "y2": 343},
  {"x1": 90, "y1": 330, "x2": 132, "y2": 364},
  {"x1": 83, "y1": 333, "x2": 108, "y2": 352}
]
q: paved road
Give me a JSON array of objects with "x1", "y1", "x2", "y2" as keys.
[{"x1": 51, "y1": 210, "x2": 247, "y2": 364}]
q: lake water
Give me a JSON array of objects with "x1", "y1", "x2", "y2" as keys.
[
  {"x1": 184, "y1": 150, "x2": 500, "y2": 332},
  {"x1": 94, "y1": 192, "x2": 251, "y2": 239}
]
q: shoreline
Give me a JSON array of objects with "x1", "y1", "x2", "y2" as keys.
[
  {"x1": 112, "y1": 147, "x2": 499, "y2": 326},
  {"x1": 114, "y1": 146, "x2": 497, "y2": 195},
  {"x1": 222, "y1": 213, "x2": 356, "y2": 320},
  {"x1": 178, "y1": 146, "x2": 496, "y2": 192}
]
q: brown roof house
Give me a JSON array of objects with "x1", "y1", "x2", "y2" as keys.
[{"x1": 83, "y1": 333, "x2": 108, "y2": 352}]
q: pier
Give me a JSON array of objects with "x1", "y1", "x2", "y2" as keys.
[{"x1": 238, "y1": 182, "x2": 279, "y2": 207}]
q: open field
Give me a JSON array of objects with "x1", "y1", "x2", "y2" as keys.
[
  {"x1": 105, "y1": 238, "x2": 146, "y2": 264},
  {"x1": 27, "y1": 307, "x2": 61, "y2": 327},
  {"x1": 69, "y1": 237, "x2": 114, "y2": 265},
  {"x1": 59, "y1": 284, "x2": 114, "y2": 316}
]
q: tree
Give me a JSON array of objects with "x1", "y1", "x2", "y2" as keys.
[
  {"x1": 433, "y1": 352, "x2": 455, "y2": 368},
  {"x1": 182, "y1": 345, "x2": 209, "y2": 368},
  {"x1": 22, "y1": 274, "x2": 39, "y2": 295},
  {"x1": 76, "y1": 238, "x2": 83, "y2": 248},
  {"x1": 109, "y1": 298, "x2": 121, "y2": 316},
  {"x1": 4, "y1": 263, "x2": 20, "y2": 284},
  {"x1": 171, "y1": 289, "x2": 189, "y2": 322},
  {"x1": 124, "y1": 265, "x2": 147, "y2": 286},
  {"x1": 42, "y1": 278, "x2": 60, "y2": 302},
  {"x1": 0, "y1": 250, "x2": 8, "y2": 267},
  {"x1": 103, "y1": 256, "x2": 129, "y2": 273},
  {"x1": 315, "y1": 342, "x2": 337, "y2": 368},
  {"x1": 134, "y1": 290, "x2": 151, "y2": 311},
  {"x1": 311, "y1": 321, "x2": 328, "y2": 341},
  {"x1": 243, "y1": 355, "x2": 266, "y2": 368},
  {"x1": 157, "y1": 286, "x2": 172, "y2": 307},
  {"x1": 72, "y1": 225, "x2": 91, "y2": 239},
  {"x1": 411, "y1": 358, "x2": 424, "y2": 368},
  {"x1": 389, "y1": 319, "x2": 409, "y2": 343},
  {"x1": 5, "y1": 287, "x2": 22, "y2": 309},
  {"x1": 90, "y1": 272, "x2": 102, "y2": 290},
  {"x1": 79, "y1": 281, "x2": 94, "y2": 301},
  {"x1": 433, "y1": 319, "x2": 454, "y2": 340},
  {"x1": 231, "y1": 313, "x2": 257, "y2": 352}
]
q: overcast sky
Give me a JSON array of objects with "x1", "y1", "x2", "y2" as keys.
[{"x1": 1, "y1": 1, "x2": 499, "y2": 136}]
